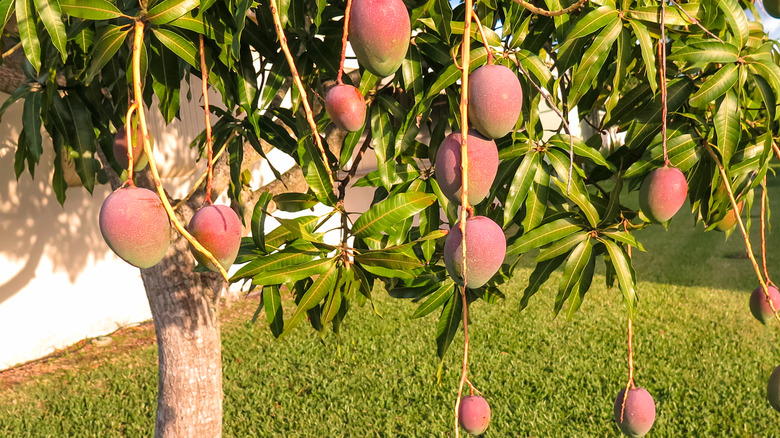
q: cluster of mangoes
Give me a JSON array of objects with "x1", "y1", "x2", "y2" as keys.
[{"x1": 99, "y1": 128, "x2": 242, "y2": 273}]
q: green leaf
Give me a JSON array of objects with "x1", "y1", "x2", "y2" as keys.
[
  {"x1": 522, "y1": 161, "x2": 550, "y2": 232},
  {"x1": 273, "y1": 192, "x2": 318, "y2": 212},
  {"x1": 717, "y1": 0, "x2": 749, "y2": 49},
  {"x1": 84, "y1": 25, "x2": 131, "y2": 84},
  {"x1": 689, "y1": 64, "x2": 738, "y2": 108},
  {"x1": 628, "y1": 20, "x2": 657, "y2": 93},
  {"x1": 0, "y1": 0, "x2": 14, "y2": 34},
  {"x1": 252, "y1": 257, "x2": 335, "y2": 286},
  {"x1": 16, "y1": 0, "x2": 41, "y2": 72},
  {"x1": 554, "y1": 237, "x2": 592, "y2": 316},
  {"x1": 557, "y1": 6, "x2": 618, "y2": 56},
  {"x1": 280, "y1": 260, "x2": 338, "y2": 338},
  {"x1": 423, "y1": 47, "x2": 488, "y2": 103},
  {"x1": 547, "y1": 134, "x2": 614, "y2": 170},
  {"x1": 751, "y1": 74, "x2": 776, "y2": 122},
  {"x1": 516, "y1": 49, "x2": 552, "y2": 88},
  {"x1": 251, "y1": 191, "x2": 273, "y2": 252},
  {"x1": 503, "y1": 152, "x2": 538, "y2": 226},
  {"x1": 371, "y1": 103, "x2": 395, "y2": 190},
  {"x1": 150, "y1": 38, "x2": 182, "y2": 123},
  {"x1": 624, "y1": 133, "x2": 700, "y2": 178},
  {"x1": 436, "y1": 288, "x2": 462, "y2": 360},
  {"x1": 22, "y1": 92, "x2": 42, "y2": 167},
  {"x1": 264, "y1": 216, "x2": 319, "y2": 252},
  {"x1": 147, "y1": 0, "x2": 199, "y2": 24},
  {"x1": 50, "y1": 94, "x2": 98, "y2": 192},
  {"x1": 600, "y1": 238, "x2": 637, "y2": 318},
  {"x1": 152, "y1": 27, "x2": 199, "y2": 69},
  {"x1": 60, "y1": 0, "x2": 124, "y2": 19},
  {"x1": 536, "y1": 231, "x2": 589, "y2": 262},
  {"x1": 352, "y1": 192, "x2": 436, "y2": 237},
  {"x1": 520, "y1": 254, "x2": 567, "y2": 311},
  {"x1": 411, "y1": 279, "x2": 455, "y2": 319},
  {"x1": 507, "y1": 217, "x2": 581, "y2": 256},
  {"x1": 627, "y1": 3, "x2": 701, "y2": 26},
  {"x1": 354, "y1": 249, "x2": 423, "y2": 271},
  {"x1": 263, "y1": 285, "x2": 283, "y2": 337},
  {"x1": 668, "y1": 41, "x2": 739, "y2": 64},
  {"x1": 714, "y1": 90, "x2": 740, "y2": 167},
  {"x1": 232, "y1": 242, "x2": 319, "y2": 282},
  {"x1": 33, "y1": 0, "x2": 68, "y2": 62},
  {"x1": 569, "y1": 18, "x2": 621, "y2": 106},
  {"x1": 601, "y1": 231, "x2": 645, "y2": 252},
  {"x1": 299, "y1": 139, "x2": 338, "y2": 207}
]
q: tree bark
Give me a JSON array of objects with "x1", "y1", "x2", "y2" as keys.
[{"x1": 140, "y1": 195, "x2": 224, "y2": 438}]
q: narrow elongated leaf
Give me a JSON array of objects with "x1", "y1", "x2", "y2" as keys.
[
  {"x1": 280, "y1": 260, "x2": 339, "y2": 338},
  {"x1": 232, "y1": 243, "x2": 319, "y2": 281},
  {"x1": 557, "y1": 6, "x2": 618, "y2": 55},
  {"x1": 717, "y1": 0, "x2": 749, "y2": 49},
  {"x1": 601, "y1": 231, "x2": 645, "y2": 251},
  {"x1": 371, "y1": 103, "x2": 395, "y2": 189},
  {"x1": 520, "y1": 254, "x2": 567, "y2": 311},
  {"x1": 507, "y1": 217, "x2": 581, "y2": 256},
  {"x1": 628, "y1": 20, "x2": 657, "y2": 92},
  {"x1": 667, "y1": 41, "x2": 739, "y2": 64},
  {"x1": 554, "y1": 238, "x2": 592, "y2": 316},
  {"x1": 566, "y1": 249, "x2": 596, "y2": 320},
  {"x1": 50, "y1": 95, "x2": 99, "y2": 192},
  {"x1": 624, "y1": 133, "x2": 699, "y2": 178},
  {"x1": 16, "y1": 0, "x2": 40, "y2": 72},
  {"x1": 147, "y1": 0, "x2": 199, "y2": 24},
  {"x1": 264, "y1": 215, "x2": 319, "y2": 251},
  {"x1": 353, "y1": 192, "x2": 436, "y2": 237},
  {"x1": 153, "y1": 28, "x2": 199, "y2": 69},
  {"x1": 503, "y1": 152, "x2": 538, "y2": 225},
  {"x1": 715, "y1": 90, "x2": 740, "y2": 167},
  {"x1": 251, "y1": 191, "x2": 273, "y2": 251},
  {"x1": 0, "y1": 0, "x2": 14, "y2": 33},
  {"x1": 424, "y1": 47, "x2": 487, "y2": 102},
  {"x1": 22, "y1": 92, "x2": 42, "y2": 167},
  {"x1": 627, "y1": 3, "x2": 701, "y2": 26},
  {"x1": 85, "y1": 25, "x2": 131, "y2": 83},
  {"x1": 263, "y1": 285, "x2": 283, "y2": 337},
  {"x1": 689, "y1": 63, "x2": 738, "y2": 108},
  {"x1": 547, "y1": 134, "x2": 614, "y2": 170},
  {"x1": 536, "y1": 231, "x2": 589, "y2": 262},
  {"x1": 751, "y1": 74, "x2": 777, "y2": 122},
  {"x1": 252, "y1": 257, "x2": 334, "y2": 285},
  {"x1": 601, "y1": 239, "x2": 637, "y2": 317},
  {"x1": 436, "y1": 288, "x2": 462, "y2": 360},
  {"x1": 522, "y1": 161, "x2": 550, "y2": 231},
  {"x1": 569, "y1": 18, "x2": 622, "y2": 106},
  {"x1": 516, "y1": 49, "x2": 552, "y2": 87},
  {"x1": 60, "y1": 0, "x2": 124, "y2": 19},
  {"x1": 411, "y1": 280, "x2": 455, "y2": 319},
  {"x1": 354, "y1": 249, "x2": 423, "y2": 271},
  {"x1": 33, "y1": 0, "x2": 68, "y2": 61}
]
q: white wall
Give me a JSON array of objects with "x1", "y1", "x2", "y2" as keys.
[{"x1": 0, "y1": 79, "x2": 230, "y2": 370}]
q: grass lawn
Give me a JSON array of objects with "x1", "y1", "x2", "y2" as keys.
[{"x1": 3, "y1": 181, "x2": 780, "y2": 436}]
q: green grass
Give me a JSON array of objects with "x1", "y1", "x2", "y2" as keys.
[{"x1": 4, "y1": 185, "x2": 780, "y2": 436}]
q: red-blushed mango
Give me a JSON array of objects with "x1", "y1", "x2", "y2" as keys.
[
  {"x1": 459, "y1": 395, "x2": 491, "y2": 435},
  {"x1": 766, "y1": 0, "x2": 780, "y2": 18},
  {"x1": 113, "y1": 127, "x2": 148, "y2": 171},
  {"x1": 768, "y1": 364, "x2": 780, "y2": 412},
  {"x1": 468, "y1": 64, "x2": 523, "y2": 139},
  {"x1": 638, "y1": 167, "x2": 688, "y2": 223},
  {"x1": 434, "y1": 131, "x2": 498, "y2": 205},
  {"x1": 188, "y1": 204, "x2": 242, "y2": 272},
  {"x1": 99, "y1": 187, "x2": 171, "y2": 268},
  {"x1": 348, "y1": 0, "x2": 410, "y2": 77},
  {"x1": 750, "y1": 285, "x2": 780, "y2": 324},
  {"x1": 715, "y1": 201, "x2": 744, "y2": 231},
  {"x1": 614, "y1": 387, "x2": 656, "y2": 437},
  {"x1": 325, "y1": 84, "x2": 366, "y2": 132},
  {"x1": 444, "y1": 216, "x2": 506, "y2": 289}
]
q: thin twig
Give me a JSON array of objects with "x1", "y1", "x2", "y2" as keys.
[
  {"x1": 668, "y1": 0, "x2": 724, "y2": 43},
  {"x1": 336, "y1": 0, "x2": 354, "y2": 84},
  {"x1": 339, "y1": 129, "x2": 372, "y2": 201},
  {"x1": 511, "y1": 0, "x2": 588, "y2": 17},
  {"x1": 619, "y1": 316, "x2": 635, "y2": 422},
  {"x1": 173, "y1": 139, "x2": 230, "y2": 211},
  {"x1": 660, "y1": 0, "x2": 670, "y2": 166},
  {"x1": 761, "y1": 176, "x2": 774, "y2": 287},
  {"x1": 454, "y1": 3, "x2": 475, "y2": 436},
  {"x1": 1, "y1": 41, "x2": 22, "y2": 59},
  {"x1": 269, "y1": 0, "x2": 336, "y2": 189},
  {"x1": 199, "y1": 35, "x2": 215, "y2": 205},
  {"x1": 703, "y1": 142, "x2": 780, "y2": 324},
  {"x1": 130, "y1": 20, "x2": 229, "y2": 282},
  {"x1": 124, "y1": 102, "x2": 139, "y2": 186},
  {"x1": 514, "y1": 62, "x2": 575, "y2": 193},
  {"x1": 470, "y1": 11, "x2": 494, "y2": 64}
]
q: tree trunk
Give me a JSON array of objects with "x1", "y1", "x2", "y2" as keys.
[{"x1": 141, "y1": 200, "x2": 224, "y2": 438}]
